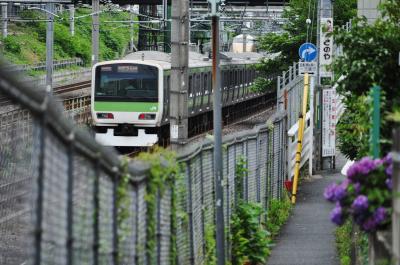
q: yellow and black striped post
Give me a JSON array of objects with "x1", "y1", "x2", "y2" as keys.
[{"x1": 291, "y1": 73, "x2": 309, "y2": 204}]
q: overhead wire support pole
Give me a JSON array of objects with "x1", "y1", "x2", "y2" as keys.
[
  {"x1": 92, "y1": 0, "x2": 100, "y2": 65},
  {"x1": 170, "y1": 0, "x2": 189, "y2": 149},
  {"x1": 209, "y1": 0, "x2": 225, "y2": 264},
  {"x1": 45, "y1": 2, "x2": 54, "y2": 94},
  {"x1": 1, "y1": 3, "x2": 8, "y2": 38}
]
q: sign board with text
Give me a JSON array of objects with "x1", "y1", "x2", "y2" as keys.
[
  {"x1": 319, "y1": 18, "x2": 333, "y2": 78},
  {"x1": 299, "y1": 62, "x2": 317, "y2": 75},
  {"x1": 322, "y1": 88, "x2": 336, "y2": 157}
]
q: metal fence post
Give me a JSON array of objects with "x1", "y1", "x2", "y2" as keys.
[
  {"x1": 112, "y1": 168, "x2": 119, "y2": 265},
  {"x1": 370, "y1": 85, "x2": 381, "y2": 158},
  {"x1": 34, "y1": 116, "x2": 46, "y2": 265},
  {"x1": 186, "y1": 161, "x2": 195, "y2": 264},
  {"x1": 93, "y1": 159, "x2": 100, "y2": 265},
  {"x1": 66, "y1": 135, "x2": 75, "y2": 265},
  {"x1": 134, "y1": 183, "x2": 140, "y2": 264},
  {"x1": 200, "y1": 152, "x2": 206, "y2": 258}
]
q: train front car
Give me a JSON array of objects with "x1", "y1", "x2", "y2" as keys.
[{"x1": 91, "y1": 61, "x2": 163, "y2": 146}]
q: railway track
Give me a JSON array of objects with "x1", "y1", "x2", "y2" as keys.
[{"x1": 0, "y1": 80, "x2": 91, "y2": 106}]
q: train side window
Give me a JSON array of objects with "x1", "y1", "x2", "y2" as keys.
[
  {"x1": 189, "y1": 75, "x2": 193, "y2": 97},
  {"x1": 195, "y1": 74, "x2": 201, "y2": 108}
]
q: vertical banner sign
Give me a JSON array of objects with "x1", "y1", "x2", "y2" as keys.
[
  {"x1": 319, "y1": 18, "x2": 333, "y2": 78},
  {"x1": 322, "y1": 88, "x2": 336, "y2": 157}
]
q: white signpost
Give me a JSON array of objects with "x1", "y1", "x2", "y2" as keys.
[
  {"x1": 319, "y1": 18, "x2": 334, "y2": 78},
  {"x1": 322, "y1": 88, "x2": 337, "y2": 157}
]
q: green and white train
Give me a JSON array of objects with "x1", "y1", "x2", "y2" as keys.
[{"x1": 91, "y1": 51, "x2": 268, "y2": 146}]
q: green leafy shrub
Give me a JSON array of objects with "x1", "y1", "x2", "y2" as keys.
[
  {"x1": 231, "y1": 202, "x2": 271, "y2": 265},
  {"x1": 137, "y1": 147, "x2": 180, "y2": 265},
  {"x1": 337, "y1": 96, "x2": 370, "y2": 160},
  {"x1": 4, "y1": 36, "x2": 21, "y2": 54},
  {"x1": 231, "y1": 156, "x2": 277, "y2": 265},
  {"x1": 249, "y1": 77, "x2": 274, "y2": 93},
  {"x1": 333, "y1": 0, "x2": 400, "y2": 157},
  {"x1": 266, "y1": 198, "x2": 292, "y2": 238},
  {"x1": 335, "y1": 219, "x2": 352, "y2": 265}
]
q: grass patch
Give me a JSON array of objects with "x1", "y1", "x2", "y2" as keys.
[
  {"x1": 266, "y1": 197, "x2": 292, "y2": 238},
  {"x1": 336, "y1": 219, "x2": 352, "y2": 265},
  {"x1": 335, "y1": 219, "x2": 369, "y2": 265}
]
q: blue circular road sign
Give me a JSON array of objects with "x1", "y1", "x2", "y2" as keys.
[{"x1": 299, "y1": 43, "x2": 318, "y2": 62}]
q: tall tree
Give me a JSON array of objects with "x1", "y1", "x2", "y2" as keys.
[{"x1": 256, "y1": 0, "x2": 357, "y2": 80}]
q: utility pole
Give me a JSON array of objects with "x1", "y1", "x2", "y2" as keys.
[
  {"x1": 316, "y1": 0, "x2": 334, "y2": 170},
  {"x1": 69, "y1": 4, "x2": 75, "y2": 36},
  {"x1": 92, "y1": 0, "x2": 100, "y2": 65},
  {"x1": 209, "y1": 0, "x2": 225, "y2": 264},
  {"x1": 170, "y1": 0, "x2": 189, "y2": 148},
  {"x1": 1, "y1": 3, "x2": 7, "y2": 38},
  {"x1": 129, "y1": 11, "x2": 134, "y2": 52},
  {"x1": 162, "y1": 0, "x2": 169, "y2": 52},
  {"x1": 45, "y1": 3, "x2": 54, "y2": 93}
]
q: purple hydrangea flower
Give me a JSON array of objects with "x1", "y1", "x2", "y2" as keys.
[
  {"x1": 385, "y1": 164, "x2": 393, "y2": 177},
  {"x1": 334, "y1": 180, "x2": 348, "y2": 201},
  {"x1": 347, "y1": 157, "x2": 378, "y2": 180},
  {"x1": 383, "y1": 153, "x2": 392, "y2": 165},
  {"x1": 324, "y1": 183, "x2": 338, "y2": 202},
  {"x1": 330, "y1": 203, "x2": 344, "y2": 225},
  {"x1": 353, "y1": 182, "x2": 361, "y2": 194},
  {"x1": 386, "y1": 178, "x2": 392, "y2": 190},
  {"x1": 362, "y1": 217, "x2": 377, "y2": 232},
  {"x1": 352, "y1": 195, "x2": 369, "y2": 213},
  {"x1": 373, "y1": 207, "x2": 387, "y2": 224}
]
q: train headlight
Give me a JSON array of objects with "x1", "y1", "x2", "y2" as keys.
[
  {"x1": 138, "y1": 113, "x2": 156, "y2": 120},
  {"x1": 97, "y1": 113, "x2": 114, "y2": 119}
]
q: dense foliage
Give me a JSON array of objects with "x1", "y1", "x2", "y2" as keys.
[
  {"x1": 325, "y1": 155, "x2": 392, "y2": 232},
  {"x1": 266, "y1": 199, "x2": 292, "y2": 238},
  {"x1": 256, "y1": 0, "x2": 357, "y2": 83},
  {"x1": 2, "y1": 7, "x2": 137, "y2": 65},
  {"x1": 231, "y1": 156, "x2": 271, "y2": 265},
  {"x1": 334, "y1": 0, "x2": 400, "y2": 158},
  {"x1": 137, "y1": 148, "x2": 182, "y2": 265}
]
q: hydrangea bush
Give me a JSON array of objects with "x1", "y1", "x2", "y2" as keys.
[{"x1": 324, "y1": 155, "x2": 393, "y2": 232}]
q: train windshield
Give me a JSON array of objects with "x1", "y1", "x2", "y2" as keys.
[{"x1": 95, "y1": 64, "x2": 158, "y2": 102}]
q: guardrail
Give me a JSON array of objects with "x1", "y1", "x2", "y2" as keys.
[
  {"x1": 9, "y1": 58, "x2": 84, "y2": 72},
  {"x1": 287, "y1": 112, "x2": 311, "y2": 178}
]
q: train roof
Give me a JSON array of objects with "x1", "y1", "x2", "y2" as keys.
[{"x1": 121, "y1": 51, "x2": 275, "y2": 70}]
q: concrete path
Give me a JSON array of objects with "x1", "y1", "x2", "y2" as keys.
[{"x1": 267, "y1": 170, "x2": 345, "y2": 265}]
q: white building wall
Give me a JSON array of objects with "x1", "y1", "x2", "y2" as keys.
[{"x1": 358, "y1": 0, "x2": 383, "y2": 23}]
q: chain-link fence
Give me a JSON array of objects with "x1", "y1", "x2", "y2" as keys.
[
  {"x1": 176, "y1": 110, "x2": 287, "y2": 264},
  {"x1": 0, "y1": 67, "x2": 175, "y2": 265},
  {"x1": 0, "y1": 61, "x2": 290, "y2": 264},
  {"x1": 277, "y1": 62, "x2": 303, "y2": 128}
]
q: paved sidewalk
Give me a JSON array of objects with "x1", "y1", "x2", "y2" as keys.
[{"x1": 267, "y1": 170, "x2": 345, "y2": 265}]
